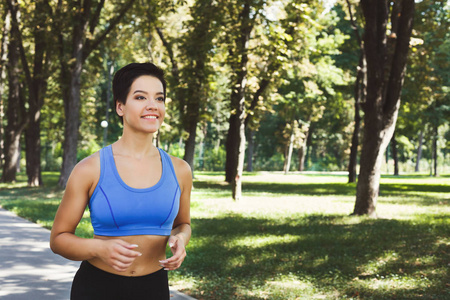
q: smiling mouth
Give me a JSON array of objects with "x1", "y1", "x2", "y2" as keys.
[{"x1": 142, "y1": 116, "x2": 158, "y2": 119}]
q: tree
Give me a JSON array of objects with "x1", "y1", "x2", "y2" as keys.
[
  {"x1": 177, "y1": 0, "x2": 225, "y2": 172},
  {"x1": 1, "y1": 0, "x2": 27, "y2": 183},
  {"x1": 224, "y1": 0, "x2": 264, "y2": 200},
  {"x1": 344, "y1": 0, "x2": 366, "y2": 183},
  {"x1": 55, "y1": 0, "x2": 136, "y2": 187},
  {"x1": 0, "y1": 4, "x2": 10, "y2": 169},
  {"x1": 6, "y1": 0, "x2": 54, "y2": 186},
  {"x1": 398, "y1": 0, "x2": 449, "y2": 174},
  {"x1": 352, "y1": 0, "x2": 415, "y2": 217},
  {"x1": 275, "y1": 2, "x2": 349, "y2": 173}
]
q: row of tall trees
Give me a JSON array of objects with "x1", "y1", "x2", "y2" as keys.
[{"x1": 0, "y1": 0, "x2": 448, "y2": 217}]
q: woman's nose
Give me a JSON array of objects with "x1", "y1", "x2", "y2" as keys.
[{"x1": 145, "y1": 98, "x2": 158, "y2": 110}]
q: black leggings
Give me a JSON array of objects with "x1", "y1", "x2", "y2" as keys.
[{"x1": 71, "y1": 261, "x2": 170, "y2": 300}]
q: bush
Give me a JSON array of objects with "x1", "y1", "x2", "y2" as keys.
[
  {"x1": 77, "y1": 139, "x2": 101, "y2": 162},
  {"x1": 253, "y1": 153, "x2": 285, "y2": 171},
  {"x1": 196, "y1": 146, "x2": 226, "y2": 171}
]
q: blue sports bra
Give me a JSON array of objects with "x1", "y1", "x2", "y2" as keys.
[{"x1": 89, "y1": 145, "x2": 180, "y2": 237}]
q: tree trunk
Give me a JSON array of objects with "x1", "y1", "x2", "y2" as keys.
[
  {"x1": 415, "y1": 130, "x2": 423, "y2": 172},
  {"x1": 284, "y1": 129, "x2": 294, "y2": 174},
  {"x1": 297, "y1": 126, "x2": 310, "y2": 171},
  {"x1": 346, "y1": 0, "x2": 366, "y2": 183},
  {"x1": 24, "y1": 0, "x2": 49, "y2": 187},
  {"x1": 353, "y1": 0, "x2": 415, "y2": 216},
  {"x1": 348, "y1": 54, "x2": 365, "y2": 182},
  {"x1": 303, "y1": 124, "x2": 313, "y2": 170},
  {"x1": 226, "y1": 114, "x2": 239, "y2": 182},
  {"x1": 58, "y1": 17, "x2": 86, "y2": 187},
  {"x1": 391, "y1": 132, "x2": 399, "y2": 176},
  {"x1": 183, "y1": 119, "x2": 197, "y2": 172},
  {"x1": 232, "y1": 114, "x2": 246, "y2": 200},
  {"x1": 348, "y1": 113, "x2": 360, "y2": 182},
  {"x1": 102, "y1": 61, "x2": 113, "y2": 148},
  {"x1": 354, "y1": 123, "x2": 393, "y2": 217},
  {"x1": 432, "y1": 125, "x2": 438, "y2": 177},
  {"x1": 2, "y1": 12, "x2": 27, "y2": 182},
  {"x1": 226, "y1": 97, "x2": 246, "y2": 201},
  {"x1": 0, "y1": 8, "x2": 10, "y2": 168},
  {"x1": 297, "y1": 147, "x2": 305, "y2": 172},
  {"x1": 225, "y1": 1, "x2": 252, "y2": 200},
  {"x1": 25, "y1": 117, "x2": 42, "y2": 186},
  {"x1": 246, "y1": 129, "x2": 254, "y2": 172}
]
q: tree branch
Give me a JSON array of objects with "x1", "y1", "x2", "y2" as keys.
[
  {"x1": 89, "y1": 0, "x2": 105, "y2": 35},
  {"x1": 383, "y1": 0, "x2": 415, "y2": 116},
  {"x1": 345, "y1": 0, "x2": 362, "y2": 47},
  {"x1": 83, "y1": 0, "x2": 136, "y2": 62},
  {"x1": 155, "y1": 27, "x2": 179, "y2": 79},
  {"x1": 6, "y1": 0, "x2": 32, "y2": 89}
]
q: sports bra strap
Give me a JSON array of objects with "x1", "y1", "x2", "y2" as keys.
[{"x1": 160, "y1": 150, "x2": 179, "y2": 189}]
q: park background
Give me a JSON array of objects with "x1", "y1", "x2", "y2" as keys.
[{"x1": 0, "y1": 0, "x2": 449, "y2": 299}]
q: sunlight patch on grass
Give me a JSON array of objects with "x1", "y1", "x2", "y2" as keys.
[
  {"x1": 0, "y1": 182, "x2": 28, "y2": 189},
  {"x1": 250, "y1": 278, "x2": 315, "y2": 299},
  {"x1": 190, "y1": 195, "x2": 356, "y2": 216},
  {"x1": 348, "y1": 274, "x2": 435, "y2": 299},
  {"x1": 231, "y1": 234, "x2": 301, "y2": 249}
]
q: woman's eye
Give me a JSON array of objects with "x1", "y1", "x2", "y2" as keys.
[
  {"x1": 157, "y1": 97, "x2": 165, "y2": 102},
  {"x1": 136, "y1": 96, "x2": 146, "y2": 100}
]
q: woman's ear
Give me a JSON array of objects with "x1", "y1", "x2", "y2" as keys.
[{"x1": 116, "y1": 101, "x2": 124, "y2": 116}]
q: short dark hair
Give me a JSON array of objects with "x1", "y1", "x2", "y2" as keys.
[{"x1": 113, "y1": 62, "x2": 167, "y2": 106}]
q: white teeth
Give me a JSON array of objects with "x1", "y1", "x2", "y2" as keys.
[{"x1": 142, "y1": 116, "x2": 157, "y2": 119}]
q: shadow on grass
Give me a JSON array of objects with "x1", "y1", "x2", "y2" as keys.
[
  {"x1": 194, "y1": 181, "x2": 357, "y2": 196},
  {"x1": 380, "y1": 183, "x2": 450, "y2": 194},
  {"x1": 180, "y1": 214, "x2": 449, "y2": 299}
]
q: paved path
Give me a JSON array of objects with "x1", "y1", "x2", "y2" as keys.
[{"x1": 0, "y1": 208, "x2": 195, "y2": 300}]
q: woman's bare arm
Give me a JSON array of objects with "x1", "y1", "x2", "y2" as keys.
[
  {"x1": 160, "y1": 157, "x2": 192, "y2": 270},
  {"x1": 50, "y1": 154, "x2": 141, "y2": 272}
]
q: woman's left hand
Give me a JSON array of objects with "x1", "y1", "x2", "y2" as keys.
[{"x1": 159, "y1": 235, "x2": 186, "y2": 271}]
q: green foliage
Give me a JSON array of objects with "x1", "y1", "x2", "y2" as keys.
[
  {"x1": 196, "y1": 146, "x2": 227, "y2": 172},
  {"x1": 167, "y1": 143, "x2": 185, "y2": 159},
  {"x1": 399, "y1": 0, "x2": 450, "y2": 167},
  {"x1": 77, "y1": 139, "x2": 101, "y2": 162},
  {"x1": 42, "y1": 143, "x2": 63, "y2": 171},
  {"x1": 252, "y1": 152, "x2": 286, "y2": 171},
  {"x1": 1, "y1": 0, "x2": 448, "y2": 184}
]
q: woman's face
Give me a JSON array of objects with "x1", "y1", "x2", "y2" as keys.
[{"x1": 116, "y1": 75, "x2": 166, "y2": 134}]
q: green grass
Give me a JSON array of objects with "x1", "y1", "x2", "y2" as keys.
[{"x1": 1, "y1": 171, "x2": 449, "y2": 299}]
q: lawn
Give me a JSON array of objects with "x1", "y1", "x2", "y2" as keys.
[{"x1": 1, "y1": 171, "x2": 449, "y2": 299}]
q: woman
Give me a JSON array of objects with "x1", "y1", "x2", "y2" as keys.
[{"x1": 50, "y1": 63, "x2": 192, "y2": 299}]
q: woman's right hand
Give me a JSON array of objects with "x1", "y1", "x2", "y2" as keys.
[{"x1": 97, "y1": 239, "x2": 142, "y2": 272}]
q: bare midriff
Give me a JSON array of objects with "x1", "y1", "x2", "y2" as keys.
[{"x1": 88, "y1": 234, "x2": 169, "y2": 277}]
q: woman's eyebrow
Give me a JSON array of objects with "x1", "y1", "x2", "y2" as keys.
[
  {"x1": 133, "y1": 90, "x2": 148, "y2": 94},
  {"x1": 133, "y1": 90, "x2": 164, "y2": 95}
]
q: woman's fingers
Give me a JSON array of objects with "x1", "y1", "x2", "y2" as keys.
[
  {"x1": 159, "y1": 239, "x2": 186, "y2": 270},
  {"x1": 102, "y1": 240, "x2": 142, "y2": 271}
]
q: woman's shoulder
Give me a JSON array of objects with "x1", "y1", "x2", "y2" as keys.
[
  {"x1": 69, "y1": 151, "x2": 101, "y2": 181},
  {"x1": 166, "y1": 153, "x2": 192, "y2": 183}
]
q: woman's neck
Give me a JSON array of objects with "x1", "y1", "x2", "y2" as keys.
[{"x1": 114, "y1": 131, "x2": 157, "y2": 159}]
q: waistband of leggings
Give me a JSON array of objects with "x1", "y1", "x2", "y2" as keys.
[{"x1": 81, "y1": 261, "x2": 166, "y2": 279}]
